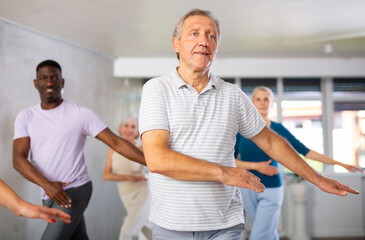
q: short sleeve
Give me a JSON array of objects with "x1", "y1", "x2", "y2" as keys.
[
  {"x1": 139, "y1": 80, "x2": 169, "y2": 136},
  {"x1": 80, "y1": 107, "x2": 107, "y2": 137},
  {"x1": 13, "y1": 111, "x2": 30, "y2": 140},
  {"x1": 237, "y1": 91, "x2": 266, "y2": 139}
]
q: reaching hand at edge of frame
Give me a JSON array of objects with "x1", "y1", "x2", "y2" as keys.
[
  {"x1": 0, "y1": 179, "x2": 71, "y2": 224},
  {"x1": 316, "y1": 175, "x2": 359, "y2": 196},
  {"x1": 16, "y1": 201, "x2": 71, "y2": 224}
]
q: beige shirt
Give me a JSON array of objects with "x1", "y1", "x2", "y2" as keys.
[{"x1": 111, "y1": 150, "x2": 144, "y2": 176}]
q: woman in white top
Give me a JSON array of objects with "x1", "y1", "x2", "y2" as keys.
[{"x1": 103, "y1": 116, "x2": 152, "y2": 240}]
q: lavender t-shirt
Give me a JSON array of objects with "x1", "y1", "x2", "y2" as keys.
[{"x1": 14, "y1": 100, "x2": 107, "y2": 199}]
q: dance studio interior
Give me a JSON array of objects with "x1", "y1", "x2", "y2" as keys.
[{"x1": 0, "y1": 1, "x2": 364, "y2": 239}]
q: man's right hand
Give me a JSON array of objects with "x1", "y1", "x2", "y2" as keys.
[
  {"x1": 43, "y1": 182, "x2": 72, "y2": 208},
  {"x1": 221, "y1": 167, "x2": 265, "y2": 193}
]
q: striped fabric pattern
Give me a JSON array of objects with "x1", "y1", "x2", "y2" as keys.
[{"x1": 139, "y1": 68, "x2": 265, "y2": 231}]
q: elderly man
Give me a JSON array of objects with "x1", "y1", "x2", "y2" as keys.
[{"x1": 139, "y1": 9, "x2": 358, "y2": 240}]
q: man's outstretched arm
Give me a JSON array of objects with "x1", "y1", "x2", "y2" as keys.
[
  {"x1": 250, "y1": 126, "x2": 359, "y2": 196},
  {"x1": 141, "y1": 129, "x2": 265, "y2": 193},
  {"x1": 96, "y1": 128, "x2": 146, "y2": 166}
]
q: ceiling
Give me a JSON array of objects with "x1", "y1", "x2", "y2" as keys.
[{"x1": 1, "y1": 0, "x2": 365, "y2": 59}]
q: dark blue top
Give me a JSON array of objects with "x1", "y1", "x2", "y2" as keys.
[{"x1": 234, "y1": 121, "x2": 310, "y2": 188}]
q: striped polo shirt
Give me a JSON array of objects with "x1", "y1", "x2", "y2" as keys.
[{"x1": 139, "y1": 68, "x2": 265, "y2": 231}]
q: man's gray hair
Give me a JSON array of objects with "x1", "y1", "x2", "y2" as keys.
[
  {"x1": 173, "y1": 9, "x2": 220, "y2": 41},
  {"x1": 173, "y1": 9, "x2": 221, "y2": 56}
]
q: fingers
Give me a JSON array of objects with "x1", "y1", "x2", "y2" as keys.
[
  {"x1": 61, "y1": 182, "x2": 71, "y2": 187},
  {"x1": 337, "y1": 183, "x2": 359, "y2": 195},
  {"x1": 319, "y1": 177, "x2": 359, "y2": 196},
  {"x1": 39, "y1": 206, "x2": 71, "y2": 223},
  {"x1": 240, "y1": 169, "x2": 265, "y2": 193},
  {"x1": 260, "y1": 165, "x2": 278, "y2": 176},
  {"x1": 51, "y1": 182, "x2": 72, "y2": 208},
  {"x1": 54, "y1": 191, "x2": 72, "y2": 208},
  {"x1": 18, "y1": 202, "x2": 71, "y2": 224},
  {"x1": 134, "y1": 176, "x2": 147, "y2": 181},
  {"x1": 267, "y1": 166, "x2": 278, "y2": 176},
  {"x1": 344, "y1": 164, "x2": 363, "y2": 173},
  {"x1": 36, "y1": 211, "x2": 58, "y2": 223},
  {"x1": 44, "y1": 182, "x2": 71, "y2": 208},
  {"x1": 354, "y1": 166, "x2": 364, "y2": 173},
  {"x1": 221, "y1": 167, "x2": 265, "y2": 193}
]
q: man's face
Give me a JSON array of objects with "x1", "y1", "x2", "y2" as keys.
[
  {"x1": 173, "y1": 15, "x2": 219, "y2": 72},
  {"x1": 34, "y1": 65, "x2": 64, "y2": 104}
]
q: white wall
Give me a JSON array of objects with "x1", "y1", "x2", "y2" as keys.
[
  {"x1": 0, "y1": 19, "x2": 144, "y2": 240},
  {"x1": 282, "y1": 174, "x2": 365, "y2": 238},
  {"x1": 114, "y1": 57, "x2": 365, "y2": 78}
]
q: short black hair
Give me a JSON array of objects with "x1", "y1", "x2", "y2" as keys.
[{"x1": 36, "y1": 60, "x2": 62, "y2": 73}]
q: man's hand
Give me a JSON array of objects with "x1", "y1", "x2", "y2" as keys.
[
  {"x1": 220, "y1": 167, "x2": 265, "y2": 193},
  {"x1": 316, "y1": 175, "x2": 359, "y2": 196},
  {"x1": 43, "y1": 182, "x2": 72, "y2": 208},
  {"x1": 256, "y1": 160, "x2": 278, "y2": 176}
]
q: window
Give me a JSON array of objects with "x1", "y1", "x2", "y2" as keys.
[
  {"x1": 283, "y1": 78, "x2": 321, "y2": 98},
  {"x1": 281, "y1": 78, "x2": 324, "y2": 172},
  {"x1": 332, "y1": 78, "x2": 365, "y2": 172},
  {"x1": 240, "y1": 78, "x2": 277, "y2": 94},
  {"x1": 332, "y1": 108, "x2": 365, "y2": 172},
  {"x1": 281, "y1": 100, "x2": 324, "y2": 172}
]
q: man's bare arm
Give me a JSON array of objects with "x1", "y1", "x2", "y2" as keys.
[
  {"x1": 96, "y1": 128, "x2": 146, "y2": 166},
  {"x1": 142, "y1": 129, "x2": 265, "y2": 192}
]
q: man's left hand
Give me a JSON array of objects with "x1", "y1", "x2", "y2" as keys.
[{"x1": 316, "y1": 176, "x2": 359, "y2": 196}]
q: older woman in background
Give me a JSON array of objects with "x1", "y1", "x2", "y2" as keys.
[
  {"x1": 235, "y1": 86, "x2": 363, "y2": 240},
  {"x1": 103, "y1": 116, "x2": 151, "y2": 240}
]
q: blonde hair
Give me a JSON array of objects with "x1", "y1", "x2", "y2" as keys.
[
  {"x1": 252, "y1": 86, "x2": 274, "y2": 101},
  {"x1": 119, "y1": 116, "x2": 139, "y2": 139}
]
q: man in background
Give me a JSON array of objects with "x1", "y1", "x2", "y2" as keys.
[{"x1": 13, "y1": 59, "x2": 145, "y2": 240}]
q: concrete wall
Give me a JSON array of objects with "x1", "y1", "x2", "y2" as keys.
[{"x1": 0, "y1": 19, "x2": 144, "y2": 239}]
